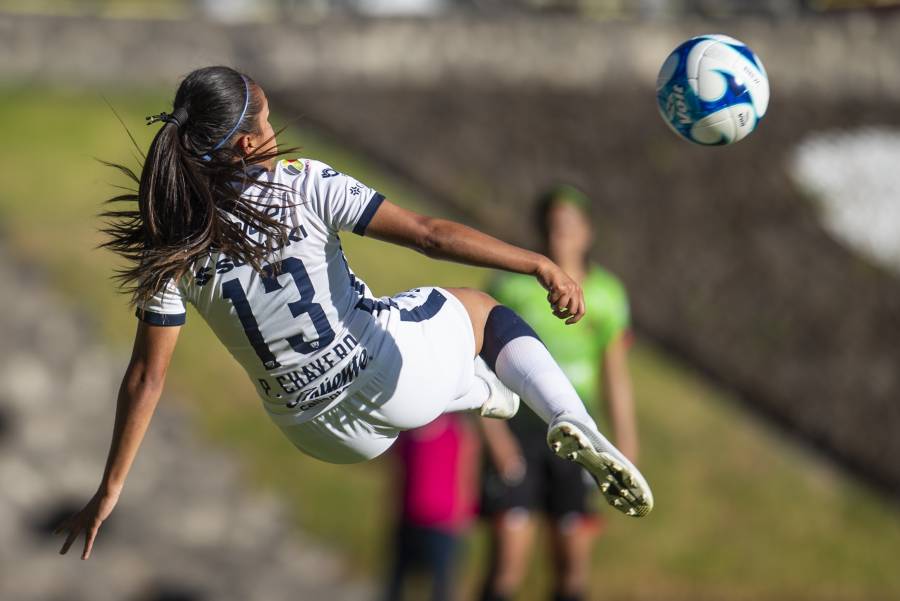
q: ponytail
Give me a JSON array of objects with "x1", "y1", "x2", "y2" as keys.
[{"x1": 101, "y1": 66, "x2": 297, "y2": 306}]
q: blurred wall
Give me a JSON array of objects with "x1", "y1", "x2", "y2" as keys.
[
  {"x1": 3, "y1": 11, "x2": 900, "y2": 98},
  {"x1": 3, "y1": 11, "x2": 899, "y2": 496}
]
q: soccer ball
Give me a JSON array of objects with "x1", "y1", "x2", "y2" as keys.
[{"x1": 656, "y1": 34, "x2": 769, "y2": 145}]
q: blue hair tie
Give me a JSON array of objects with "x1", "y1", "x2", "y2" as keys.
[{"x1": 202, "y1": 74, "x2": 251, "y2": 162}]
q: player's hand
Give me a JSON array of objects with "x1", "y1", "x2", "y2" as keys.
[
  {"x1": 481, "y1": 419, "x2": 527, "y2": 485},
  {"x1": 486, "y1": 431, "x2": 527, "y2": 485},
  {"x1": 535, "y1": 258, "x2": 585, "y2": 324},
  {"x1": 497, "y1": 454, "x2": 527, "y2": 486},
  {"x1": 55, "y1": 489, "x2": 120, "y2": 560},
  {"x1": 490, "y1": 439, "x2": 526, "y2": 486}
]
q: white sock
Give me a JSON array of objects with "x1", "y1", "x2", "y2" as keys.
[
  {"x1": 494, "y1": 336, "x2": 595, "y2": 427},
  {"x1": 444, "y1": 376, "x2": 490, "y2": 413}
]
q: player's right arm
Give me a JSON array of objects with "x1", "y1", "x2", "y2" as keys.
[
  {"x1": 365, "y1": 200, "x2": 585, "y2": 323},
  {"x1": 478, "y1": 418, "x2": 527, "y2": 485},
  {"x1": 602, "y1": 333, "x2": 638, "y2": 462},
  {"x1": 56, "y1": 321, "x2": 180, "y2": 560}
]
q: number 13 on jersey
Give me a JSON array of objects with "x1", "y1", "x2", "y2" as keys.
[{"x1": 221, "y1": 257, "x2": 336, "y2": 369}]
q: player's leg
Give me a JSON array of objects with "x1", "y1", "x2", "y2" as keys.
[
  {"x1": 424, "y1": 528, "x2": 460, "y2": 601},
  {"x1": 445, "y1": 287, "x2": 598, "y2": 424},
  {"x1": 443, "y1": 376, "x2": 490, "y2": 412},
  {"x1": 443, "y1": 355, "x2": 520, "y2": 419},
  {"x1": 480, "y1": 509, "x2": 537, "y2": 601},
  {"x1": 445, "y1": 287, "x2": 653, "y2": 517},
  {"x1": 480, "y1": 416, "x2": 544, "y2": 601},
  {"x1": 545, "y1": 455, "x2": 601, "y2": 601},
  {"x1": 382, "y1": 522, "x2": 415, "y2": 601},
  {"x1": 549, "y1": 517, "x2": 597, "y2": 601}
]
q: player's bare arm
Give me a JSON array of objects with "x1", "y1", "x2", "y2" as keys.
[
  {"x1": 602, "y1": 333, "x2": 638, "y2": 462},
  {"x1": 55, "y1": 322, "x2": 180, "y2": 559},
  {"x1": 478, "y1": 418, "x2": 526, "y2": 485},
  {"x1": 366, "y1": 200, "x2": 586, "y2": 324}
]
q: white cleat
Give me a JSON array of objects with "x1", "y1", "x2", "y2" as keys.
[
  {"x1": 546, "y1": 414, "x2": 654, "y2": 518},
  {"x1": 475, "y1": 357, "x2": 520, "y2": 420}
]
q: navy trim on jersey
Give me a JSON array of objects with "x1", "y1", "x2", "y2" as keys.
[
  {"x1": 399, "y1": 289, "x2": 447, "y2": 322},
  {"x1": 353, "y1": 192, "x2": 386, "y2": 236},
  {"x1": 135, "y1": 308, "x2": 187, "y2": 327},
  {"x1": 354, "y1": 289, "x2": 446, "y2": 322},
  {"x1": 355, "y1": 297, "x2": 399, "y2": 314}
]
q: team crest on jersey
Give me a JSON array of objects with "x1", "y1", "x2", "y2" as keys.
[{"x1": 280, "y1": 158, "x2": 306, "y2": 176}]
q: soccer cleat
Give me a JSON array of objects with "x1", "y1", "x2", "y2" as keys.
[
  {"x1": 546, "y1": 414, "x2": 654, "y2": 518},
  {"x1": 475, "y1": 356, "x2": 520, "y2": 420}
]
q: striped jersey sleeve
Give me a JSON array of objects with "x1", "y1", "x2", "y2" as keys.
[{"x1": 135, "y1": 279, "x2": 186, "y2": 326}]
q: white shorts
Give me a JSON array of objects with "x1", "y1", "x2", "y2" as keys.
[{"x1": 277, "y1": 287, "x2": 476, "y2": 463}]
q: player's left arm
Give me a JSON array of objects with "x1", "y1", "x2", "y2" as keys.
[
  {"x1": 56, "y1": 321, "x2": 180, "y2": 559},
  {"x1": 602, "y1": 332, "x2": 639, "y2": 462},
  {"x1": 365, "y1": 200, "x2": 584, "y2": 323}
]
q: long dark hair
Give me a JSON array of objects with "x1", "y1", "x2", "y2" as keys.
[{"x1": 102, "y1": 66, "x2": 295, "y2": 306}]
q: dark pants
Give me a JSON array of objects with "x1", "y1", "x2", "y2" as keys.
[{"x1": 383, "y1": 523, "x2": 460, "y2": 601}]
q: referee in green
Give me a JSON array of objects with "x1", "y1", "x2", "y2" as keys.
[{"x1": 479, "y1": 185, "x2": 639, "y2": 601}]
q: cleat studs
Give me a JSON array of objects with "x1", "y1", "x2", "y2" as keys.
[
  {"x1": 613, "y1": 499, "x2": 624, "y2": 507},
  {"x1": 560, "y1": 425, "x2": 573, "y2": 435},
  {"x1": 626, "y1": 508, "x2": 638, "y2": 516},
  {"x1": 551, "y1": 442, "x2": 561, "y2": 452},
  {"x1": 600, "y1": 482, "x2": 611, "y2": 493},
  {"x1": 566, "y1": 452, "x2": 578, "y2": 461}
]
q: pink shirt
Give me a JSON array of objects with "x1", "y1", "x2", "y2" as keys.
[{"x1": 394, "y1": 414, "x2": 478, "y2": 532}]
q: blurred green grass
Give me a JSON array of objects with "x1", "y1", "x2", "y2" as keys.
[
  {"x1": 0, "y1": 0, "x2": 192, "y2": 18},
  {"x1": 2, "y1": 86, "x2": 899, "y2": 600}
]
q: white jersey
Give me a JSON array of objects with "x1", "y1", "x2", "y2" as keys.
[{"x1": 136, "y1": 158, "x2": 392, "y2": 423}]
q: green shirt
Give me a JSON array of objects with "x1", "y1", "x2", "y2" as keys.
[{"x1": 489, "y1": 266, "x2": 629, "y2": 418}]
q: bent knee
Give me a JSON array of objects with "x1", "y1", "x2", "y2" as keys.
[
  {"x1": 444, "y1": 287, "x2": 498, "y2": 356},
  {"x1": 445, "y1": 287, "x2": 498, "y2": 311}
]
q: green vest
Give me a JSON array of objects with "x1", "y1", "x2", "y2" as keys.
[{"x1": 489, "y1": 266, "x2": 629, "y2": 424}]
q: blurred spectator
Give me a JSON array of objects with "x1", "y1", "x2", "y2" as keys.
[
  {"x1": 383, "y1": 414, "x2": 480, "y2": 601},
  {"x1": 478, "y1": 185, "x2": 639, "y2": 601}
]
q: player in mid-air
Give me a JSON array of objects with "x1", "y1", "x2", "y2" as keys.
[{"x1": 55, "y1": 66, "x2": 653, "y2": 560}]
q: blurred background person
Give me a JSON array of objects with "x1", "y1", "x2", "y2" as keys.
[
  {"x1": 383, "y1": 413, "x2": 480, "y2": 601},
  {"x1": 479, "y1": 185, "x2": 638, "y2": 601}
]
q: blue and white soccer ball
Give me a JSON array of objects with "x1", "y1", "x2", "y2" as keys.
[{"x1": 656, "y1": 35, "x2": 769, "y2": 145}]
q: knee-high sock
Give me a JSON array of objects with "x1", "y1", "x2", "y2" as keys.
[
  {"x1": 480, "y1": 306, "x2": 593, "y2": 426},
  {"x1": 445, "y1": 377, "x2": 489, "y2": 413}
]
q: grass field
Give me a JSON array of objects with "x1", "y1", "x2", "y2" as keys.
[{"x1": 3, "y1": 86, "x2": 900, "y2": 600}]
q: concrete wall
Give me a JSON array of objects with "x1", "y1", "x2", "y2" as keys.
[{"x1": 3, "y1": 11, "x2": 900, "y2": 98}]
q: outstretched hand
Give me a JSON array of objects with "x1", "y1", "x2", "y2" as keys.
[
  {"x1": 55, "y1": 489, "x2": 119, "y2": 560},
  {"x1": 536, "y1": 259, "x2": 585, "y2": 324}
]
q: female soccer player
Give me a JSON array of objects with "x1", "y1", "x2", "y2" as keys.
[{"x1": 55, "y1": 66, "x2": 652, "y2": 560}]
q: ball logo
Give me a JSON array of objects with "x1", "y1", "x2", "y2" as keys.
[
  {"x1": 740, "y1": 64, "x2": 762, "y2": 87},
  {"x1": 666, "y1": 85, "x2": 692, "y2": 126}
]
